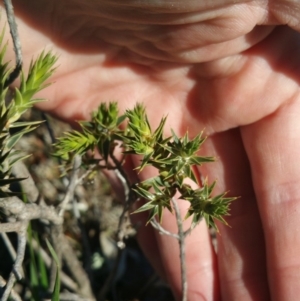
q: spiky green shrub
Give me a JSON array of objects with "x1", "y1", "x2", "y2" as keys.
[
  {"x1": 0, "y1": 26, "x2": 57, "y2": 197},
  {"x1": 55, "y1": 102, "x2": 235, "y2": 230}
]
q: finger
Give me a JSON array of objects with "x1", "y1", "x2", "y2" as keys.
[
  {"x1": 268, "y1": 1, "x2": 300, "y2": 31},
  {"x1": 7, "y1": 0, "x2": 274, "y2": 65},
  {"x1": 241, "y1": 96, "x2": 300, "y2": 300},
  {"x1": 201, "y1": 129, "x2": 270, "y2": 301}
]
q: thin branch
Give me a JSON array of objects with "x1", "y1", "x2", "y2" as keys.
[
  {"x1": 13, "y1": 227, "x2": 27, "y2": 280},
  {"x1": 1, "y1": 222, "x2": 27, "y2": 301},
  {"x1": 0, "y1": 196, "x2": 64, "y2": 300},
  {"x1": 110, "y1": 152, "x2": 134, "y2": 247},
  {"x1": 40, "y1": 112, "x2": 70, "y2": 188},
  {"x1": 98, "y1": 152, "x2": 133, "y2": 301},
  {"x1": 76, "y1": 164, "x2": 97, "y2": 185},
  {"x1": 3, "y1": 0, "x2": 22, "y2": 87},
  {"x1": 71, "y1": 191, "x2": 94, "y2": 290},
  {"x1": 0, "y1": 232, "x2": 25, "y2": 284},
  {"x1": 150, "y1": 218, "x2": 179, "y2": 239},
  {"x1": 57, "y1": 155, "x2": 94, "y2": 291},
  {"x1": 110, "y1": 152, "x2": 130, "y2": 204},
  {"x1": 58, "y1": 155, "x2": 82, "y2": 217},
  {"x1": 171, "y1": 198, "x2": 187, "y2": 301},
  {"x1": 12, "y1": 161, "x2": 39, "y2": 203},
  {"x1": 0, "y1": 232, "x2": 25, "y2": 286},
  {"x1": 0, "y1": 196, "x2": 62, "y2": 225},
  {"x1": 145, "y1": 198, "x2": 188, "y2": 301},
  {"x1": 0, "y1": 222, "x2": 23, "y2": 233},
  {"x1": 0, "y1": 232, "x2": 16, "y2": 260},
  {"x1": 52, "y1": 291, "x2": 95, "y2": 301},
  {"x1": 40, "y1": 112, "x2": 57, "y2": 144},
  {"x1": 0, "y1": 276, "x2": 22, "y2": 301},
  {"x1": 183, "y1": 227, "x2": 193, "y2": 238}
]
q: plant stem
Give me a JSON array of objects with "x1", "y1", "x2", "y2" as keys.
[
  {"x1": 3, "y1": 0, "x2": 22, "y2": 86},
  {"x1": 1, "y1": 223, "x2": 27, "y2": 301},
  {"x1": 0, "y1": 276, "x2": 22, "y2": 301},
  {"x1": 171, "y1": 198, "x2": 187, "y2": 301},
  {"x1": 150, "y1": 218, "x2": 179, "y2": 239},
  {"x1": 58, "y1": 155, "x2": 81, "y2": 217},
  {"x1": 98, "y1": 151, "x2": 133, "y2": 301},
  {"x1": 110, "y1": 151, "x2": 133, "y2": 247}
]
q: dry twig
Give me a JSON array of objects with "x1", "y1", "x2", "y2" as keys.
[
  {"x1": 97, "y1": 152, "x2": 134, "y2": 301},
  {"x1": 59, "y1": 155, "x2": 82, "y2": 217},
  {"x1": 3, "y1": 0, "x2": 22, "y2": 86},
  {"x1": 0, "y1": 275, "x2": 22, "y2": 301},
  {"x1": 171, "y1": 198, "x2": 187, "y2": 301},
  {"x1": 1, "y1": 223, "x2": 27, "y2": 301}
]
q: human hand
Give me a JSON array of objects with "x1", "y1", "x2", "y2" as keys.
[{"x1": 2, "y1": 1, "x2": 300, "y2": 300}]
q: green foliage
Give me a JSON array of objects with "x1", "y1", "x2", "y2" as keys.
[
  {"x1": 54, "y1": 129, "x2": 97, "y2": 161},
  {"x1": 0, "y1": 29, "x2": 57, "y2": 197},
  {"x1": 27, "y1": 224, "x2": 49, "y2": 299},
  {"x1": 55, "y1": 102, "x2": 236, "y2": 230},
  {"x1": 55, "y1": 102, "x2": 125, "y2": 163},
  {"x1": 8, "y1": 50, "x2": 57, "y2": 124},
  {"x1": 123, "y1": 104, "x2": 169, "y2": 171},
  {"x1": 46, "y1": 239, "x2": 61, "y2": 301},
  {"x1": 180, "y1": 180, "x2": 234, "y2": 230}
]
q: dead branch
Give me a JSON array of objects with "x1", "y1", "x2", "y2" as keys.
[
  {"x1": 43, "y1": 291, "x2": 95, "y2": 301},
  {"x1": 98, "y1": 152, "x2": 134, "y2": 301},
  {"x1": 0, "y1": 197, "x2": 62, "y2": 225},
  {"x1": 0, "y1": 276, "x2": 22, "y2": 301},
  {"x1": 150, "y1": 219, "x2": 179, "y2": 239},
  {"x1": 1, "y1": 222, "x2": 27, "y2": 301},
  {"x1": 58, "y1": 155, "x2": 82, "y2": 217},
  {"x1": 12, "y1": 162, "x2": 39, "y2": 203},
  {"x1": 0, "y1": 222, "x2": 23, "y2": 233},
  {"x1": 3, "y1": 0, "x2": 22, "y2": 86}
]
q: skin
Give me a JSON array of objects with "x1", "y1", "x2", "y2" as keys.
[{"x1": 1, "y1": 0, "x2": 300, "y2": 300}]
